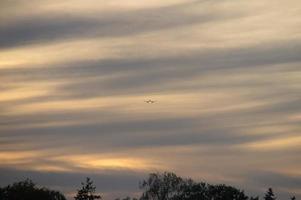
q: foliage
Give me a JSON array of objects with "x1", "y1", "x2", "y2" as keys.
[
  {"x1": 206, "y1": 184, "x2": 249, "y2": 200},
  {"x1": 0, "y1": 179, "x2": 66, "y2": 200},
  {"x1": 74, "y1": 177, "x2": 102, "y2": 200},
  {"x1": 140, "y1": 172, "x2": 183, "y2": 200},
  {"x1": 115, "y1": 197, "x2": 138, "y2": 200},
  {"x1": 138, "y1": 172, "x2": 298, "y2": 200},
  {"x1": 264, "y1": 188, "x2": 276, "y2": 200},
  {"x1": 0, "y1": 172, "x2": 298, "y2": 200}
]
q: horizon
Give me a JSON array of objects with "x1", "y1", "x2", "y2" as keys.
[{"x1": 1, "y1": 0, "x2": 301, "y2": 199}]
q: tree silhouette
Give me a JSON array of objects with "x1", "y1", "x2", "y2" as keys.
[
  {"x1": 139, "y1": 172, "x2": 250, "y2": 200},
  {"x1": 115, "y1": 197, "x2": 138, "y2": 200},
  {"x1": 264, "y1": 188, "x2": 276, "y2": 200},
  {"x1": 207, "y1": 184, "x2": 248, "y2": 200},
  {"x1": 140, "y1": 172, "x2": 184, "y2": 200},
  {"x1": 0, "y1": 179, "x2": 66, "y2": 200},
  {"x1": 0, "y1": 172, "x2": 298, "y2": 200},
  {"x1": 177, "y1": 179, "x2": 209, "y2": 200},
  {"x1": 74, "y1": 177, "x2": 102, "y2": 200}
]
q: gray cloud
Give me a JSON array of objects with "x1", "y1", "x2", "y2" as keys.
[
  {"x1": 244, "y1": 171, "x2": 301, "y2": 199},
  {"x1": 248, "y1": 171, "x2": 301, "y2": 190},
  {"x1": 1, "y1": 168, "x2": 300, "y2": 199},
  {"x1": 1, "y1": 0, "x2": 301, "y2": 199},
  {"x1": 0, "y1": 167, "x2": 144, "y2": 199},
  {"x1": 1, "y1": 106, "x2": 299, "y2": 153},
  {"x1": 0, "y1": 1, "x2": 237, "y2": 49},
  {"x1": 1, "y1": 40, "x2": 300, "y2": 104}
]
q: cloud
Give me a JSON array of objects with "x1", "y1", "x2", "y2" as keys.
[
  {"x1": 0, "y1": 1, "x2": 232, "y2": 49},
  {"x1": 1, "y1": 0, "x2": 301, "y2": 199},
  {"x1": 0, "y1": 167, "x2": 144, "y2": 199},
  {"x1": 244, "y1": 171, "x2": 301, "y2": 199}
]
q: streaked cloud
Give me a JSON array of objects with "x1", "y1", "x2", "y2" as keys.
[{"x1": 1, "y1": 0, "x2": 301, "y2": 199}]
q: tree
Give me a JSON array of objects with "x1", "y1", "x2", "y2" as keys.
[
  {"x1": 0, "y1": 179, "x2": 66, "y2": 200},
  {"x1": 140, "y1": 172, "x2": 184, "y2": 200},
  {"x1": 115, "y1": 197, "x2": 138, "y2": 200},
  {"x1": 177, "y1": 179, "x2": 209, "y2": 200},
  {"x1": 264, "y1": 188, "x2": 276, "y2": 200},
  {"x1": 207, "y1": 184, "x2": 248, "y2": 200},
  {"x1": 139, "y1": 172, "x2": 249, "y2": 200},
  {"x1": 74, "y1": 177, "x2": 102, "y2": 200}
]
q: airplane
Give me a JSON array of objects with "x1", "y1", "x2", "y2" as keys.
[{"x1": 145, "y1": 99, "x2": 156, "y2": 104}]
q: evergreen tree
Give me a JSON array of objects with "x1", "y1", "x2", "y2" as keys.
[
  {"x1": 74, "y1": 177, "x2": 101, "y2": 200},
  {"x1": 264, "y1": 188, "x2": 276, "y2": 200}
]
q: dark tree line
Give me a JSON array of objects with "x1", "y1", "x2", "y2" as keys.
[
  {"x1": 137, "y1": 172, "x2": 277, "y2": 200},
  {"x1": 0, "y1": 172, "x2": 297, "y2": 200},
  {"x1": 0, "y1": 179, "x2": 66, "y2": 200}
]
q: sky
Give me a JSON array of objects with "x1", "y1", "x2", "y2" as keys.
[{"x1": 0, "y1": 0, "x2": 301, "y2": 199}]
